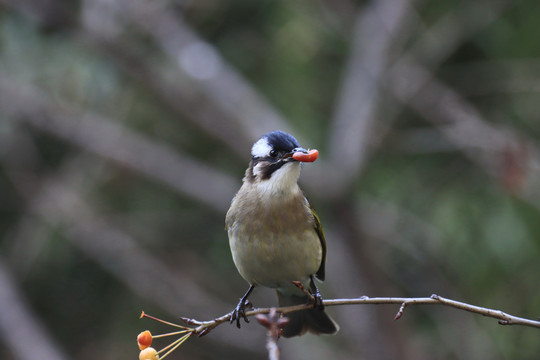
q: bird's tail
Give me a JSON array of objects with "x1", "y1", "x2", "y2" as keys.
[{"x1": 276, "y1": 290, "x2": 339, "y2": 338}]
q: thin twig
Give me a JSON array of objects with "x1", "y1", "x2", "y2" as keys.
[
  {"x1": 182, "y1": 294, "x2": 540, "y2": 336},
  {"x1": 255, "y1": 308, "x2": 288, "y2": 360}
]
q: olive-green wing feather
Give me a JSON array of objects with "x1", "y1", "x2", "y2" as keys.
[{"x1": 308, "y1": 199, "x2": 327, "y2": 281}]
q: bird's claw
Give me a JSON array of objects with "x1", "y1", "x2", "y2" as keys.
[
  {"x1": 309, "y1": 275, "x2": 324, "y2": 310},
  {"x1": 292, "y1": 278, "x2": 325, "y2": 309},
  {"x1": 311, "y1": 288, "x2": 324, "y2": 310},
  {"x1": 230, "y1": 299, "x2": 251, "y2": 328}
]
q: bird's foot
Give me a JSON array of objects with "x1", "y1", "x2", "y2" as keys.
[
  {"x1": 311, "y1": 287, "x2": 324, "y2": 310},
  {"x1": 230, "y1": 284, "x2": 256, "y2": 328},
  {"x1": 309, "y1": 276, "x2": 324, "y2": 310},
  {"x1": 292, "y1": 279, "x2": 325, "y2": 310},
  {"x1": 230, "y1": 298, "x2": 252, "y2": 328}
]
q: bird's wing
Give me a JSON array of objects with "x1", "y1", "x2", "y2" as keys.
[{"x1": 308, "y1": 198, "x2": 327, "y2": 281}]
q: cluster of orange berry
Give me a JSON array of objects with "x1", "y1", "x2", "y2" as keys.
[
  {"x1": 137, "y1": 312, "x2": 194, "y2": 360},
  {"x1": 137, "y1": 331, "x2": 158, "y2": 360}
]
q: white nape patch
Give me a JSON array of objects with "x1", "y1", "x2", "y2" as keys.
[{"x1": 251, "y1": 137, "x2": 272, "y2": 158}]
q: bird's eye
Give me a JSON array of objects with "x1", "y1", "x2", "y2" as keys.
[{"x1": 269, "y1": 149, "x2": 278, "y2": 158}]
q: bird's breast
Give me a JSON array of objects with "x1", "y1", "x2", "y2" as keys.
[{"x1": 226, "y1": 191, "x2": 322, "y2": 288}]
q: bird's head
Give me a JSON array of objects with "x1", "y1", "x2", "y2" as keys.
[{"x1": 245, "y1": 131, "x2": 318, "y2": 195}]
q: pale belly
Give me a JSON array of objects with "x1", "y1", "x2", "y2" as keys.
[
  {"x1": 229, "y1": 227, "x2": 322, "y2": 288},
  {"x1": 226, "y1": 184, "x2": 323, "y2": 289}
]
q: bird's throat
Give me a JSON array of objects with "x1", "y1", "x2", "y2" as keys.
[{"x1": 254, "y1": 162, "x2": 301, "y2": 200}]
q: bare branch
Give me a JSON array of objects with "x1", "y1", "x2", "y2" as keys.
[{"x1": 180, "y1": 294, "x2": 540, "y2": 337}]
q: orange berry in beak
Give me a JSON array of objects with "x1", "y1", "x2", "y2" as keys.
[{"x1": 292, "y1": 149, "x2": 319, "y2": 162}]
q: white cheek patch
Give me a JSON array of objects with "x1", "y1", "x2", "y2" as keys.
[{"x1": 251, "y1": 138, "x2": 272, "y2": 158}]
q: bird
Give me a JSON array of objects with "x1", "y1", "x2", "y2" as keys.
[{"x1": 225, "y1": 130, "x2": 339, "y2": 337}]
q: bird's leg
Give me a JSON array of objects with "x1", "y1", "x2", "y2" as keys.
[
  {"x1": 309, "y1": 275, "x2": 324, "y2": 310},
  {"x1": 230, "y1": 284, "x2": 255, "y2": 328}
]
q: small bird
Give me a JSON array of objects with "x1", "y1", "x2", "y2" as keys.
[{"x1": 226, "y1": 130, "x2": 339, "y2": 337}]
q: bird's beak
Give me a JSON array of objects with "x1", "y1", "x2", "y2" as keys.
[{"x1": 282, "y1": 147, "x2": 319, "y2": 163}]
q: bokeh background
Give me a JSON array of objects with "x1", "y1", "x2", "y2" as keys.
[{"x1": 1, "y1": 0, "x2": 540, "y2": 359}]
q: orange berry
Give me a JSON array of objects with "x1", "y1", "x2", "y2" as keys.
[
  {"x1": 292, "y1": 149, "x2": 319, "y2": 162},
  {"x1": 137, "y1": 330, "x2": 153, "y2": 350},
  {"x1": 139, "y1": 347, "x2": 159, "y2": 360}
]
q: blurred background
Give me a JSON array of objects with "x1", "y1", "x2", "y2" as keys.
[{"x1": 1, "y1": 0, "x2": 540, "y2": 359}]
